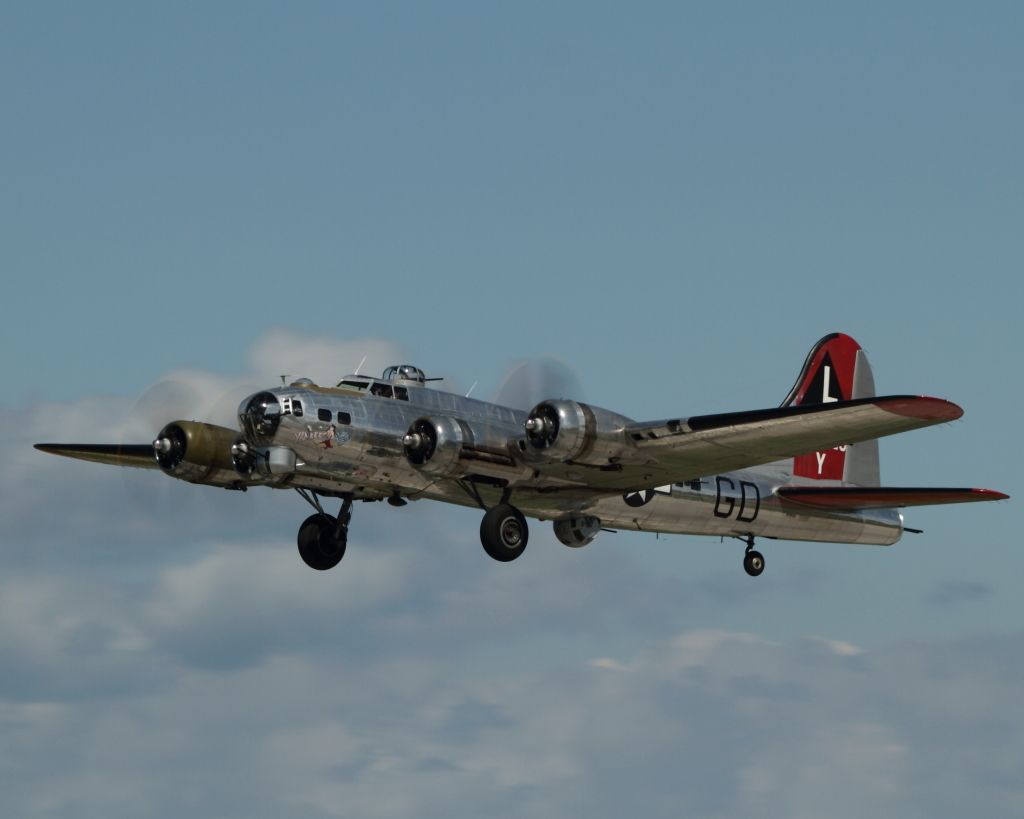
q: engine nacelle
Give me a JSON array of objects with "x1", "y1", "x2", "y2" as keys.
[
  {"x1": 153, "y1": 421, "x2": 245, "y2": 485},
  {"x1": 524, "y1": 400, "x2": 632, "y2": 466},
  {"x1": 230, "y1": 437, "x2": 295, "y2": 482},
  {"x1": 403, "y1": 416, "x2": 473, "y2": 478},
  {"x1": 553, "y1": 516, "x2": 602, "y2": 548}
]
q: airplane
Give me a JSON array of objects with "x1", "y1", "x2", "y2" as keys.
[{"x1": 35, "y1": 333, "x2": 1008, "y2": 576}]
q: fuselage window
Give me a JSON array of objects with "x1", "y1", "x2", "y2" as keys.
[
  {"x1": 394, "y1": 386, "x2": 408, "y2": 401},
  {"x1": 317, "y1": 408, "x2": 332, "y2": 422},
  {"x1": 370, "y1": 383, "x2": 394, "y2": 398},
  {"x1": 337, "y1": 411, "x2": 351, "y2": 425},
  {"x1": 292, "y1": 399, "x2": 303, "y2": 417}
]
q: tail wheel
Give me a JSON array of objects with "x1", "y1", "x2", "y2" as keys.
[
  {"x1": 297, "y1": 513, "x2": 347, "y2": 571},
  {"x1": 743, "y1": 549, "x2": 765, "y2": 577},
  {"x1": 480, "y1": 504, "x2": 529, "y2": 562}
]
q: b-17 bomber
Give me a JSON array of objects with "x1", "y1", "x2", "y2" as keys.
[{"x1": 36, "y1": 334, "x2": 1008, "y2": 576}]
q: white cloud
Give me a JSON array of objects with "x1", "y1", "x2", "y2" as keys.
[
  {"x1": 143, "y1": 542, "x2": 412, "y2": 668},
  {"x1": 814, "y1": 637, "x2": 864, "y2": 657},
  {"x1": 2, "y1": 522, "x2": 1024, "y2": 819},
  {"x1": 247, "y1": 328, "x2": 403, "y2": 388},
  {"x1": 588, "y1": 657, "x2": 632, "y2": 672},
  {"x1": 665, "y1": 628, "x2": 775, "y2": 670}
]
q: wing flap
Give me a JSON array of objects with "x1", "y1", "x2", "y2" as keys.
[
  {"x1": 35, "y1": 443, "x2": 159, "y2": 470},
  {"x1": 777, "y1": 486, "x2": 1009, "y2": 510}
]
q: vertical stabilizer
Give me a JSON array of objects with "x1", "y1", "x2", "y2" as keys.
[{"x1": 782, "y1": 334, "x2": 881, "y2": 486}]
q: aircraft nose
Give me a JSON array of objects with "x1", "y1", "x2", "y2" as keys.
[{"x1": 239, "y1": 391, "x2": 282, "y2": 440}]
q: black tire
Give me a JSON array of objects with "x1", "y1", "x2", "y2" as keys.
[
  {"x1": 480, "y1": 504, "x2": 529, "y2": 562},
  {"x1": 297, "y1": 513, "x2": 347, "y2": 571},
  {"x1": 743, "y1": 549, "x2": 765, "y2": 577}
]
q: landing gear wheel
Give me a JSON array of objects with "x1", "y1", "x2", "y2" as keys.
[
  {"x1": 743, "y1": 549, "x2": 765, "y2": 577},
  {"x1": 297, "y1": 513, "x2": 347, "y2": 571},
  {"x1": 480, "y1": 504, "x2": 528, "y2": 562}
]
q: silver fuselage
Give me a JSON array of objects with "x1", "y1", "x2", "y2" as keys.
[{"x1": 242, "y1": 378, "x2": 903, "y2": 547}]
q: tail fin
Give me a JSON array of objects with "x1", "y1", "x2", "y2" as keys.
[{"x1": 782, "y1": 333, "x2": 880, "y2": 486}]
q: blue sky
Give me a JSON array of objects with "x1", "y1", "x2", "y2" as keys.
[{"x1": 1, "y1": 3, "x2": 1021, "y2": 817}]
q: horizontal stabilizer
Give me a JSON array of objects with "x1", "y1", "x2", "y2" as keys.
[
  {"x1": 777, "y1": 486, "x2": 1009, "y2": 510},
  {"x1": 35, "y1": 443, "x2": 159, "y2": 470}
]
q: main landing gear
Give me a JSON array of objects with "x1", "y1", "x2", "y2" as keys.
[
  {"x1": 457, "y1": 480, "x2": 529, "y2": 563},
  {"x1": 479, "y1": 503, "x2": 529, "y2": 562},
  {"x1": 739, "y1": 535, "x2": 765, "y2": 577},
  {"x1": 296, "y1": 490, "x2": 352, "y2": 571},
  {"x1": 291, "y1": 486, "x2": 531, "y2": 570}
]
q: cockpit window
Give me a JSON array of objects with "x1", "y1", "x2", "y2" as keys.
[
  {"x1": 340, "y1": 380, "x2": 369, "y2": 391},
  {"x1": 394, "y1": 386, "x2": 408, "y2": 401},
  {"x1": 281, "y1": 396, "x2": 304, "y2": 417},
  {"x1": 370, "y1": 383, "x2": 393, "y2": 398}
]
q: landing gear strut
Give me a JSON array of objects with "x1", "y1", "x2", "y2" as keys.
[
  {"x1": 480, "y1": 503, "x2": 529, "y2": 562},
  {"x1": 296, "y1": 491, "x2": 352, "y2": 571},
  {"x1": 740, "y1": 535, "x2": 765, "y2": 577}
]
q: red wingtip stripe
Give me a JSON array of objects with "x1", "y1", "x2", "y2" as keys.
[
  {"x1": 970, "y1": 488, "x2": 1010, "y2": 501},
  {"x1": 874, "y1": 396, "x2": 963, "y2": 422}
]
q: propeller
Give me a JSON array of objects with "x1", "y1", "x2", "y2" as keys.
[
  {"x1": 120, "y1": 379, "x2": 199, "y2": 443},
  {"x1": 491, "y1": 356, "x2": 584, "y2": 411},
  {"x1": 117, "y1": 375, "x2": 261, "y2": 509},
  {"x1": 524, "y1": 402, "x2": 561, "y2": 449},
  {"x1": 403, "y1": 419, "x2": 438, "y2": 465},
  {"x1": 153, "y1": 423, "x2": 187, "y2": 470}
]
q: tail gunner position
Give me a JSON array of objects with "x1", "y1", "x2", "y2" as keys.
[{"x1": 37, "y1": 334, "x2": 1008, "y2": 576}]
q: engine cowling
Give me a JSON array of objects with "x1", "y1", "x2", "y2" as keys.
[
  {"x1": 403, "y1": 417, "x2": 473, "y2": 478},
  {"x1": 553, "y1": 516, "x2": 602, "y2": 548},
  {"x1": 524, "y1": 400, "x2": 632, "y2": 466},
  {"x1": 153, "y1": 421, "x2": 244, "y2": 485}
]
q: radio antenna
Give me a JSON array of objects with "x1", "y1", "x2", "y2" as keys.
[
  {"x1": 465, "y1": 380, "x2": 478, "y2": 398},
  {"x1": 354, "y1": 355, "x2": 367, "y2": 376}
]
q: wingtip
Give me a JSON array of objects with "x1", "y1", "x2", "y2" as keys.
[
  {"x1": 877, "y1": 396, "x2": 964, "y2": 422},
  {"x1": 34, "y1": 443, "x2": 93, "y2": 456},
  {"x1": 32, "y1": 443, "x2": 159, "y2": 468}
]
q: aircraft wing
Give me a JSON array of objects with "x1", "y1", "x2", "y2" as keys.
[
  {"x1": 599, "y1": 395, "x2": 962, "y2": 490},
  {"x1": 34, "y1": 443, "x2": 159, "y2": 469}
]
